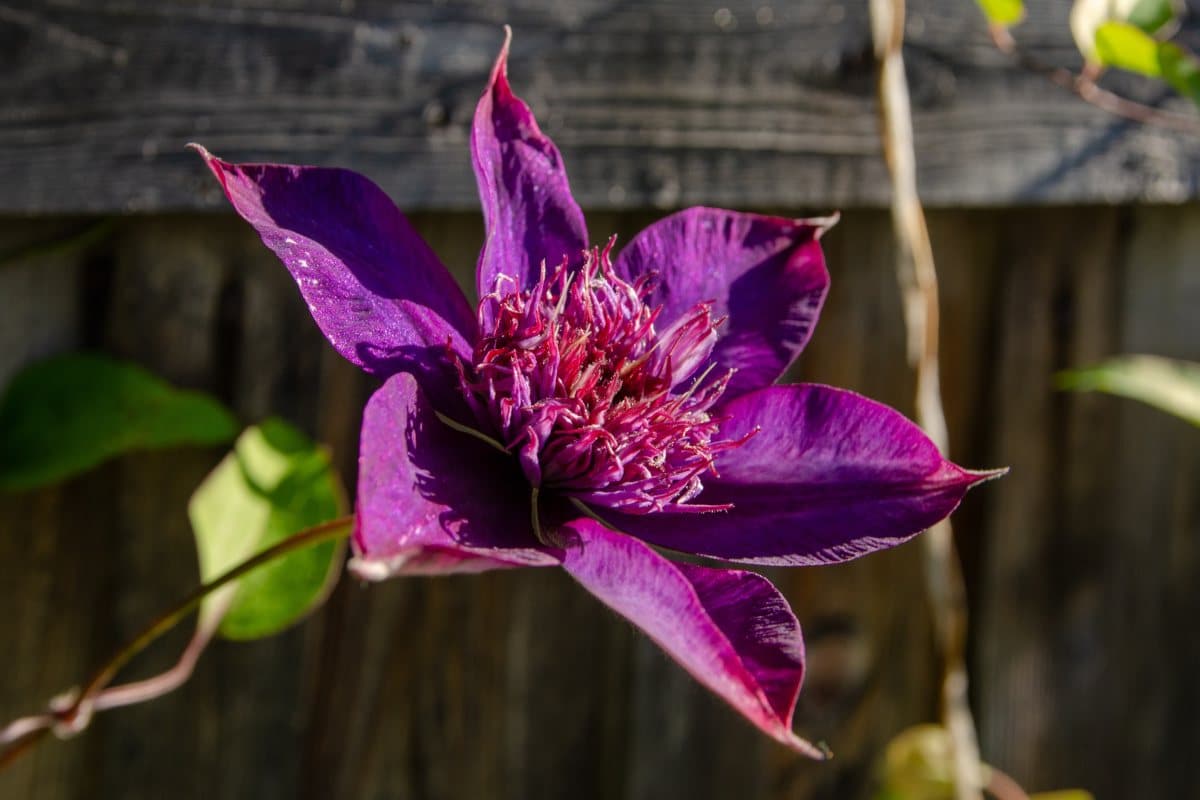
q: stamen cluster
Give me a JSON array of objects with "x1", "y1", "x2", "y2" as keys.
[{"x1": 457, "y1": 241, "x2": 745, "y2": 514}]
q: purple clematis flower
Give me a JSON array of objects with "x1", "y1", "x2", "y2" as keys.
[{"x1": 194, "y1": 31, "x2": 998, "y2": 758}]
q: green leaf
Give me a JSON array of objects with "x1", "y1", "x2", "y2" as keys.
[
  {"x1": 1072, "y1": 0, "x2": 1179, "y2": 62},
  {"x1": 1094, "y1": 20, "x2": 1164, "y2": 74},
  {"x1": 976, "y1": 0, "x2": 1025, "y2": 27},
  {"x1": 0, "y1": 354, "x2": 239, "y2": 491},
  {"x1": 1093, "y1": 22, "x2": 1200, "y2": 107},
  {"x1": 189, "y1": 419, "x2": 347, "y2": 640},
  {"x1": 1126, "y1": 0, "x2": 1176, "y2": 33},
  {"x1": 1057, "y1": 355, "x2": 1200, "y2": 426},
  {"x1": 1156, "y1": 43, "x2": 1200, "y2": 107}
]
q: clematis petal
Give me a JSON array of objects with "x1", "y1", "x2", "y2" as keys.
[
  {"x1": 471, "y1": 28, "x2": 588, "y2": 300},
  {"x1": 351, "y1": 371, "x2": 558, "y2": 579},
  {"x1": 560, "y1": 518, "x2": 824, "y2": 758},
  {"x1": 196, "y1": 147, "x2": 476, "y2": 398},
  {"x1": 608, "y1": 384, "x2": 1003, "y2": 565},
  {"x1": 615, "y1": 208, "x2": 833, "y2": 397}
]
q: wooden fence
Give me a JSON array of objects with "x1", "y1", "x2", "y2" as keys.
[{"x1": 2, "y1": 2, "x2": 1199, "y2": 799}]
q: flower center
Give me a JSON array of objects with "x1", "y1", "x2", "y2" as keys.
[{"x1": 456, "y1": 239, "x2": 749, "y2": 515}]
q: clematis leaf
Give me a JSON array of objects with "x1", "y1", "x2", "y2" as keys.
[
  {"x1": 1057, "y1": 354, "x2": 1200, "y2": 426},
  {"x1": 190, "y1": 418, "x2": 347, "y2": 640},
  {"x1": 1156, "y1": 42, "x2": 1200, "y2": 107},
  {"x1": 976, "y1": 0, "x2": 1025, "y2": 27},
  {"x1": 1071, "y1": 0, "x2": 1179, "y2": 62},
  {"x1": 1094, "y1": 21, "x2": 1160, "y2": 73},
  {"x1": 1124, "y1": 0, "x2": 1177, "y2": 32},
  {"x1": 0, "y1": 354, "x2": 238, "y2": 491},
  {"x1": 1092, "y1": 22, "x2": 1200, "y2": 106}
]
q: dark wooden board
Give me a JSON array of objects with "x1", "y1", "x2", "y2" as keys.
[
  {"x1": 975, "y1": 205, "x2": 1200, "y2": 799},
  {"x1": 3, "y1": 0, "x2": 1200, "y2": 213}
]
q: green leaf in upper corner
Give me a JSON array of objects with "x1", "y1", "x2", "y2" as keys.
[
  {"x1": 1125, "y1": 0, "x2": 1177, "y2": 33},
  {"x1": 189, "y1": 418, "x2": 348, "y2": 640},
  {"x1": 1094, "y1": 20, "x2": 1165, "y2": 74},
  {"x1": 1092, "y1": 22, "x2": 1200, "y2": 107},
  {"x1": 0, "y1": 354, "x2": 239, "y2": 491},
  {"x1": 1072, "y1": 0, "x2": 1180, "y2": 62},
  {"x1": 976, "y1": 0, "x2": 1025, "y2": 27},
  {"x1": 1057, "y1": 355, "x2": 1200, "y2": 426}
]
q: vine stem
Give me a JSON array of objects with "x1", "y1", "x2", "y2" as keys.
[
  {"x1": 985, "y1": 764, "x2": 1033, "y2": 800},
  {"x1": 870, "y1": 1, "x2": 985, "y2": 799},
  {"x1": 0, "y1": 515, "x2": 354, "y2": 772},
  {"x1": 989, "y1": 22, "x2": 1200, "y2": 135}
]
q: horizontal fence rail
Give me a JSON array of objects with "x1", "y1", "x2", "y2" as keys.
[{"x1": 3, "y1": 0, "x2": 1200, "y2": 212}]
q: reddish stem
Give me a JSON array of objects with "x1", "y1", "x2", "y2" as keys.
[
  {"x1": 0, "y1": 515, "x2": 353, "y2": 772},
  {"x1": 989, "y1": 25, "x2": 1200, "y2": 134}
]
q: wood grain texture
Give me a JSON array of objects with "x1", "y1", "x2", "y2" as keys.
[
  {"x1": 972, "y1": 206, "x2": 1124, "y2": 796},
  {"x1": 0, "y1": 222, "x2": 96, "y2": 800},
  {"x1": 3, "y1": 0, "x2": 1200, "y2": 213},
  {"x1": 1, "y1": 207, "x2": 1196, "y2": 799},
  {"x1": 975, "y1": 205, "x2": 1200, "y2": 799}
]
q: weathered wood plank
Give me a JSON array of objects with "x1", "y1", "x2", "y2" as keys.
[
  {"x1": 975, "y1": 205, "x2": 1200, "y2": 796},
  {"x1": 0, "y1": 223, "x2": 99, "y2": 800},
  {"x1": 1111, "y1": 207, "x2": 1200, "y2": 800},
  {"x1": 973, "y1": 205, "x2": 1124, "y2": 795},
  {"x1": 3, "y1": 0, "x2": 1200, "y2": 213}
]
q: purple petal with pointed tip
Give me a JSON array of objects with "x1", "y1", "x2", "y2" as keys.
[
  {"x1": 471, "y1": 30, "x2": 588, "y2": 300},
  {"x1": 615, "y1": 208, "x2": 832, "y2": 397},
  {"x1": 560, "y1": 518, "x2": 824, "y2": 758},
  {"x1": 609, "y1": 384, "x2": 1002, "y2": 565},
  {"x1": 353, "y1": 371, "x2": 557, "y2": 579},
  {"x1": 197, "y1": 148, "x2": 476, "y2": 400}
]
